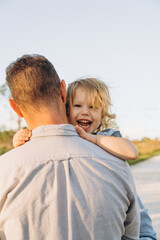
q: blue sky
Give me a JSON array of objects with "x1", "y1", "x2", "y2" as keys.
[{"x1": 0, "y1": 0, "x2": 160, "y2": 139}]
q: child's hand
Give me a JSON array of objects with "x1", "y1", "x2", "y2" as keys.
[
  {"x1": 75, "y1": 125, "x2": 88, "y2": 139},
  {"x1": 13, "y1": 129, "x2": 32, "y2": 148},
  {"x1": 75, "y1": 125, "x2": 97, "y2": 144}
]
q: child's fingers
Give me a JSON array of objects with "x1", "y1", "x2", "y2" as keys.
[
  {"x1": 13, "y1": 129, "x2": 32, "y2": 148},
  {"x1": 28, "y1": 130, "x2": 32, "y2": 137},
  {"x1": 23, "y1": 129, "x2": 32, "y2": 137},
  {"x1": 13, "y1": 140, "x2": 26, "y2": 148},
  {"x1": 14, "y1": 141, "x2": 25, "y2": 148},
  {"x1": 14, "y1": 129, "x2": 31, "y2": 139},
  {"x1": 18, "y1": 129, "x2": 31, "y2": 136},
  {"x1": 16, "y1": 136, "x2": 30, "y2": 141},
  {"x1": 75, "y1": 125, "x2": 83, "y2": 134},
  {"x1": 75, "y1": 125, "x2": 86, "y2": 137}
]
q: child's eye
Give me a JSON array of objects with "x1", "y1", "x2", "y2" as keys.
[
  {"x1": 74, "y1": 104, "x2": 81, "y2": 107},
  {"x1": 90, "y1": 106, "x2": 93, "y2": 109}
]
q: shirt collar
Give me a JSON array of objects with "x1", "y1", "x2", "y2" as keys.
[{"x1": 31, "y1": 124, "x2": 78, "y2": 139}]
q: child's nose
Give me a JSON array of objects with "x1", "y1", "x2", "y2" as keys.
[{"x1": 81, "y1": 108, "x2": 90, "y2": 116}]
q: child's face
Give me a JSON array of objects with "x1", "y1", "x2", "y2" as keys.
[{"x1": 69, "y1": 88, "x2": 102, "y2": 133}]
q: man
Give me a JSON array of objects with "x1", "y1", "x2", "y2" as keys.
[{"x1": 0, "y1": 54, "x2": 140, "y2": 239}]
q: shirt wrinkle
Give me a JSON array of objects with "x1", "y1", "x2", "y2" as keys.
[{"x1": 0, "y1": 124, "x2": 140, "y2": 240}]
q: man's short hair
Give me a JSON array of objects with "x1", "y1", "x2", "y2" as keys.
[{"x1": 6, "y1": 54, "x2": 61, "y2": 110}]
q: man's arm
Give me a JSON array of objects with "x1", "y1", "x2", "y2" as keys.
[
  {"x1": 122, "y1": 164, "x2": 140, "y2": 239},
  {"x1": 0, "y1": 155, "x2": 19, "y2": 240}
]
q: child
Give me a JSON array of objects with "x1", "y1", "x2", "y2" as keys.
[
  {"x1": 66, "y1": 77, "x2": 138, "y2": 160},
  {"x1": 13, "y1": 77, "x2": 157, "y2": 239}
]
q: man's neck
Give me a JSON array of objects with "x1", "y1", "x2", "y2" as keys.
[{"x1": 23, "y1": 106, "x2": 69, "y2": 130}]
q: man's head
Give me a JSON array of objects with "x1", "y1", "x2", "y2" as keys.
[
  {"x1": 6, "y1": 54, "x2": 63, "y2": 112},
  {"x1": 6, "y1": 54, "x2": 67, "y2": 128}
]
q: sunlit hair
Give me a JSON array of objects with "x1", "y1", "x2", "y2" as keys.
[
  {"x1": 66, "y1": 77, "x2": 116, "y2": 131},
  {"x1": 6, "y1": 54, "x2": 61, "y2": 111}
]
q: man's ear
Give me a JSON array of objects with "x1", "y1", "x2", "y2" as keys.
[
  {"x1": 9, "y1": 99, "x2": 23, "y2": 118},
  {"x1": 60, "y1": 80, "x2": 66, "y2": 103}
]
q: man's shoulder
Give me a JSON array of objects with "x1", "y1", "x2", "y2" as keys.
[
  {"x1": 74, "y1": 136, "x2": 129, "y2": 167},
  {"x1": 0, "y1": 142, "x2": 33, "y2": 170},
  {"x1": 0, "y1": 147, "x2": 17, "y2": 161}
]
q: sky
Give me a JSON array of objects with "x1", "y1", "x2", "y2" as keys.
[{"x1": 0, "y1": 0, "x2": 160, "y2": 140}]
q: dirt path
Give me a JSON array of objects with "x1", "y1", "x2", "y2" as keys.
[{"x1": 131, "y1": 155, "x2": 160, "y2": 239}]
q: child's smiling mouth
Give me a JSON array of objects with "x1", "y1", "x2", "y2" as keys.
[{"x1": 77, "y1": 120, "x2": 92, "y2": 129}]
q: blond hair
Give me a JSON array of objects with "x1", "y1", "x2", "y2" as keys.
[{"x1": 66, "y1": 78, "x2": 116, "y2": 131}]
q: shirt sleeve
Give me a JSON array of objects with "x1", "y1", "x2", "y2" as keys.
[
  {"x1": 138, "y1": 195, "x2": 157, "y2": 240},
  {"x1": 96, "y1": 128, "x2": 122, "y2": 137}
]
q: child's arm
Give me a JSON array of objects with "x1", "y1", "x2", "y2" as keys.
[
  {"x1": 13, "y1": 129, "x2": 31, "y2": 148},
  {"x1": 75, "y1": 126, "x2": 138, "y2": 161}
]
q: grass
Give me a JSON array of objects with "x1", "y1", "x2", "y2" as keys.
[
  {"x1": 128, "y1": 149, "x2": 160, "y2": 165},
  {"x1": 128, "y1": 138, "x2": 160, "y2": 165}
]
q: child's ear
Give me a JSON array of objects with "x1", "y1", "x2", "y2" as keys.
[
  {"x1": 60, "y1": 80, "x2": 66, "y2": 103},
  {"x1": 9, "y1": 99, "x2": 23, "y2": 118}
]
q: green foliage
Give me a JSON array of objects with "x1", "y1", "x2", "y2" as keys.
[
  {"x1": 141, "y1": 137, "x2": 150, "y2": 142},
  {"x1": 0, "y1": 129, "x2": 15, "y2": 155},
  {"x1": 0, "y1": 130, "x2": 15, "y2": 142},
  {"x1": 0, "y1": 147, "x2": 10, "y2": 155},
  {"x1": 0, "y1": 84, "x2": 7, "y2": 96}
]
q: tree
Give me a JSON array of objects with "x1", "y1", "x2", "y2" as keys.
[{"x1": 0, "y1": 84, "x2": 7, "y2": 96}]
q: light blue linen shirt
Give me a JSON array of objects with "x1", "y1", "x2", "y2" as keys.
[{"x1": 0, "y1": 124, "x2": 140, "y2": 240}]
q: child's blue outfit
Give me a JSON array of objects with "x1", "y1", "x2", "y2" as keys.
[{"x1": 96, "y1": 129, "x2": 157, "y2": 240}]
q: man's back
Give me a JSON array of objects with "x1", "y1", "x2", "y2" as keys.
[{"x1": 0, "y1": 125, "x2": 139, "y2": 240}]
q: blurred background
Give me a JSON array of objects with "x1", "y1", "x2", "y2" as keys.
[
  {"x1": 0, "y1": 0, "x2": 160, "y2": 150},
  {"x1": 0, "y1": 1, "x2": 160, "y2": 236}
]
